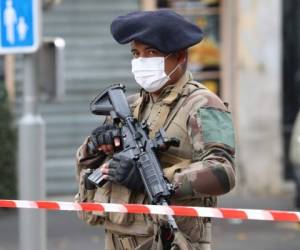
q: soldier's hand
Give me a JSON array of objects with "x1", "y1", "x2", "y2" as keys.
[
  {"x1": 88, "y1": 124, "x2": 121, "y2": 155},
  {"x1": 104, "y1": 154, "x2": 144, "y2": 191}
]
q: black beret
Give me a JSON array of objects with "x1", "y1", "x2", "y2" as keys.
[{"x1": 110, "y1": 9, "x2": 204, "y2": 53}]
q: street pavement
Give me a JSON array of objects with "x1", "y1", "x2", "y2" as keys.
[{"x1": 0, "y1": 192, "x2": 300, "y2": 250}]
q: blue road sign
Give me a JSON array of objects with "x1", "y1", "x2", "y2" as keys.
[{"x1": 0, "y1": 0, "x2": 39, "y2": 54}]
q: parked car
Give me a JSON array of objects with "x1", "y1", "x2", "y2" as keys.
[{"x1": 290, "y1": 110, "x2": 300, "y2": 208}]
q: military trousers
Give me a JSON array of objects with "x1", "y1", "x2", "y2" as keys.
[
  {"x1": 105, "y1": 230, "x2": 154, "y2": 250},
  {"x1": 104, "y1": 230, "x2": 211, "y2": 250}
]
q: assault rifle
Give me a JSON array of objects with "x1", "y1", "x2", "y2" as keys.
[{"x1": 88, "y1": 84, "x2": 180, "y2": 243}]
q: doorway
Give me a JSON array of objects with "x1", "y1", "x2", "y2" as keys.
[{"x1": 282, "y1": 0, "x2": 300, "y2": 179}]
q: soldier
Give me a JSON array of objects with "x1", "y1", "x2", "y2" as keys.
[{"x1": 75, "y1": 9, "x2": 236, "y2": 250}]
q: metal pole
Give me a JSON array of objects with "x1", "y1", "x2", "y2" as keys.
[{"x1": 18, "y1": 53, "x2": 46, "y2": 250}]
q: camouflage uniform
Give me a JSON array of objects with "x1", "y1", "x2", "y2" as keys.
[{"x1": 75, "y1": 71, "x2": 236, "y2": 249}]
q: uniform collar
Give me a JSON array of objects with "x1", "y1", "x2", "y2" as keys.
[{"x1": 150, "y1": 71, "x2": 191, "y2": 103}]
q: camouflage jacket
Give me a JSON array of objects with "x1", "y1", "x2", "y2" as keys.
[{"x1": 75, "y1": 71, "x2": 236, "y2": 248}]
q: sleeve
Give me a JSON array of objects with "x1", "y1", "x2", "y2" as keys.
[
  {"x1": 74, "y1": 137, "x2": 108, "y2": 225},
  {"x1": 75, "y1": 137, "x2": 107, "y2": 180},
  {"x1": 173, "y1": 90, "x2": 236, "y2": 198},
  {"x1": 73, "y1": 93, "x2": 140, "y2": 225}
]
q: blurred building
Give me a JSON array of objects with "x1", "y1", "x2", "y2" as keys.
[
  {"x1": 144, "y1": 0, "x2": 300, "y2": 195},
  {"x1": 3, "y1": 0, "x2": 299, "y2": 196},
  {"x1": 13, "y1": 0, "x2": 140, "y2": 194}
]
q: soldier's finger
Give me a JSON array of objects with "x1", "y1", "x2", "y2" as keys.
[
  {"x1": 100, "y1": 145, "x2": 111, "y2": 154},
  {"x1": 101, "y1": 174, "x2": 109, "y2": 180},
  {"x1": 100, "y1": 144, "x2": 107, "y2": 152},
  {"x1": 101, "y1": 167, "x2": 109, "y2": 175},
  {"x1": 101, "y1": 162, "x2": 110, "y2": 174},
  {"x1": 107, "y1": 168, "x2": 116, "y2": 177},
  {"x1": 114, "y1": 137, "x2": 121, "y2": 147},
  {"x1": 106, "y1": 144, "x2": 113, "y2": 153}
]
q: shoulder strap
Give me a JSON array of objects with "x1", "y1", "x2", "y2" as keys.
[
  {"x1": 133, "y1": 90, "x2": 150, "y2": 120},
  {"x1": 132, "y1": 77, "x2": 207, "y2": 137},
  {"x1": 164, "y1": 81, "x2": 206, "y2": 130},
  {"x1": 147, "y1": 79, "x2": 189, "y2": 137}
]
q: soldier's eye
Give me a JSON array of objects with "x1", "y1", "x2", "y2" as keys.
[
  {"x1": 148, "y1": 50, "x2": 158, "y2": 56},
  {"x1": 131, "y1": 51, "x2": 139, "y2": 58}
]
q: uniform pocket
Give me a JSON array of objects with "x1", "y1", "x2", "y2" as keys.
[
  {"x1": 175, "y1": 216, "x2": 205, "y2": 243},
  {"x1": 108, "y1": 183, "x2": 134, "y2": 225},
  {"x1": 92, "y1": 182, "x2": 111, "y2": 217}
]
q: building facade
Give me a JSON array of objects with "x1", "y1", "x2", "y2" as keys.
[{"x1": 142, "y1": 0, "x2": 295, "y2": 195}]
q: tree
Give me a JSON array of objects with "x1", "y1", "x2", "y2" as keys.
[{"x1": 0, "y1": 58, "x2": 17, "y2": 199}]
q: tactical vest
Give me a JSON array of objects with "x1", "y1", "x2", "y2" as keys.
[{"x1": 90, "y1": 72, "x2": 215, "y2": 244}]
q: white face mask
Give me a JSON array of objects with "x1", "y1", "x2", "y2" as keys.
[{"x1": 131, "y1": 55, "x2": 179, "y2": 93}]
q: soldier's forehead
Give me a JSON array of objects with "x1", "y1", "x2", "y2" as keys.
[{"x1": 130, "y1": 41, "x2": 163, "y2": 53}]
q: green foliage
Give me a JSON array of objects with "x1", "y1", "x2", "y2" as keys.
[{"x1": 0, "y1": 79, "x2": 17, "y2": 199}]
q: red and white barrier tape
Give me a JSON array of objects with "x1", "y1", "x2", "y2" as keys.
[{"x1": 1, "y1": 199, "x2": 299, "y2": 222}]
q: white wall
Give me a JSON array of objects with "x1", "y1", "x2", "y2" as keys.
[{"x1": 236, "y1": 0, "x2": 284, "y2": 194}]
